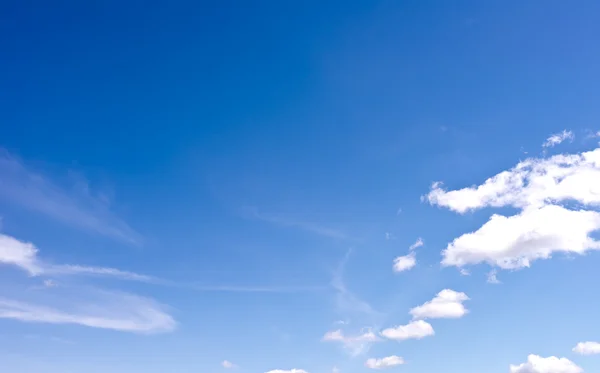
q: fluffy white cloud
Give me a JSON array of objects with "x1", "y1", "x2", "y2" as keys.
[
  {"x1": 365, "y1": 356, "x2": 405, "y2": 369},
  {"x1": 543, "y1": 130, "x2": 574, "y2": 148},
  {"x1": 573, "y1": 341, "x2": 600, "y2": 355},
  {"x1": 393, "y1": 253, "x2": 416, "y2": 272},
  {"x1": 380, "y1": 320, "x2": 434, "y2": 341},
  {"x1": 265, "y1": 370, "x2": 308, "y2": 373},
  {"x1": 510, "y1": 355, "x2": 582, "y2": 373},
  {"x1": 410, "y1": 289, "x2": 469, "y2": 320},
  {"x1": 441, "y1": 205, "x2": 600, "y2": 269},
  {"x1": 425, "y1": 147, "x2": 600, "y2": 213},
  {"x1": 0, "y1": 291, "x2": 175, "y2": 334},
  {"x1": 222, "y1": 360, "x2": 237, "y2": 368},
  {"x1": 425, "y1": 146, "x2": 600, "y2": 271}
]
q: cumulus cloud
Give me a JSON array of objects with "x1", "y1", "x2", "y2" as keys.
[
  {"x1": 380, "y1": 320, "x2": 434, "y2": 341},
  {"x1": 0, "y1": 151, "x2": 142, "y2": 245},
  {"x1": 365, "y1": 356, "x2": 405, "y2": 369},
  {"x1": 222, "y1": 360, "x2": 237, "y2": 368},
  {"x1": 425, "y1": 146, "x2": 600, "y2": 271},
  {"x1": 441, "y1": 205, "x2": 600, "y2": 269},
  {"x1": 393, "y1": 253, "x2": 416, "y2": 273},
  {"x1": 0, "y1": 291, "x2": 176, "y2": 334},
  {"x1": 265, "y1": 370, "x2": 308, "y2": 373},
  {"x1": 425, "y1": 147, "x2": 600, "y2": 213},
  {"x1": 409, "y1": 289, "x2": 469, "y2": 320},
  {"x1": 509, "y1": 355, "x2": 582, "y2": 373},
  {"x1": 573, "y1": 341, "x2": 600, "y2": 355},
  {"x1": 543, "y1": 130, "x2": 574, "y2": 148}
]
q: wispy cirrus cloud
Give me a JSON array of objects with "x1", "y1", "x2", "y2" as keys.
[
  {"x1": 542, "y1": 130, "x2": 574, "y2": 148},
  {"x1": 0, "y1": 290, "x2": 176, "y2": 334},
  {"x1": 326, "y1": 250, "x2": 383, "y2": 356},
  {"x1": 0, "y1": 150, "x2": 142, "y2": 245},
  {"x1": 0, "y1": 232, "x2": 319, "y2": 294},
  {"x1": 242, "y1": 206, "x2": 349, "y2": 240}
]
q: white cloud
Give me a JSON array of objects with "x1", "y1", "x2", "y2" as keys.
[
  {"x1": 573, "y1": 341, "x2": 600, "y2": 355},
  {"x1": 441, "y1": 205, "x2": 600, "y2": 270},
  {"x1": 322, "y1": 329, "x2": 380, "y2": 355},
  {"x1": 332, "y1": 366, "x2": 340, "y2": 373},
  {"x1": 543, "y1": 130, "x2": 574, "y2": 148},
  {"x1": 222, "y1": 360, "x2": 237, "y2": 368},
  {"x1": 487, "y1": 269, "x2": 501, "y2": 284},
  {"x1": 380, "y1": 320, "x2": 434, "y2": 341},
  {"x1": 265, "y1": 370, "x2": 308, "y2": 373},
  {"x1": 409, "y1": 289, "x2": 469, "y2": 320},
  {"x1": 459, "y1": 268, "x2": 471, "y2": 276},
  {"x1": 0, "y1": 151, "x2": 142, "y2": 245},
  {"x1": 0, "y1": 291, "x2": 175, "y2": 334},
  {"x1": 365, "y1": 356, "x2": 405, "y2": 369},
  {"x1": 43, "y1": 279, "x2": 57, "y2": 288},
  {"x1": 409, "y1": 238, "x2": 424, "y2": 251},
  {"x1": 0, "y1": 233, "x2": 154, "y2": 282},
  {"x1": 425, "y1": 147, "x2": 600, "y2": 213},
  {"x1": 510, "y1": 355, "x2": 582, "y2": 373},
  {"x1": 0, "y1": 234, "x2": 42, "y2": 275},
  {"x1": 424, "y1": 146, "x2": 600, "y2": 271},
  {"x1": 47, "y1": 264, "x2": 154, "y2": 282},
  {"x1": 1, "y1": 232, "x2": 306, "y2": 294},
  {"x1": 393, "y1": 253, "x2": 416, "y2": 273}
]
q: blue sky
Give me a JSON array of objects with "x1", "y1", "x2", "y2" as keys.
[{"x1": 1, "y1": 1, "x2": 600, "y2": 372}]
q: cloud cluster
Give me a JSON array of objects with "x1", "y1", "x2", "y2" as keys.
[
  {"x1": 510, "y1": 355, "x2": 582, "y2": 373},
  {"x1": 425, "y1": 145, "x2": 600, "y2": 271}
]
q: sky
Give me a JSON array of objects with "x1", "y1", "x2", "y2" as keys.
[{"x1": 1, "y1": 1, "x2": 600, "y2": 372}]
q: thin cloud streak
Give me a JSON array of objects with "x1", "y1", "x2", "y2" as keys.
[
  {"x1": 0, "y1": 150, "x2": 142, "y2": 245},
  {"x1": 0, "y1": 291, "x2": 176, "y2": 334},
  {"x1": 243, "y1": 206, "x2": 349, "y2": 240}
]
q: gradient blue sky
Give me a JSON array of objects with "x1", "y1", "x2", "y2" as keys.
[{"x1": 1, "y1": 1, "x2": 600, "y2": 373}]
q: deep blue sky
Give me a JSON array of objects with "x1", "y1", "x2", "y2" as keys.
[{"x1": 1, "y1": 1, "x2": 600, "y2": 372}]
